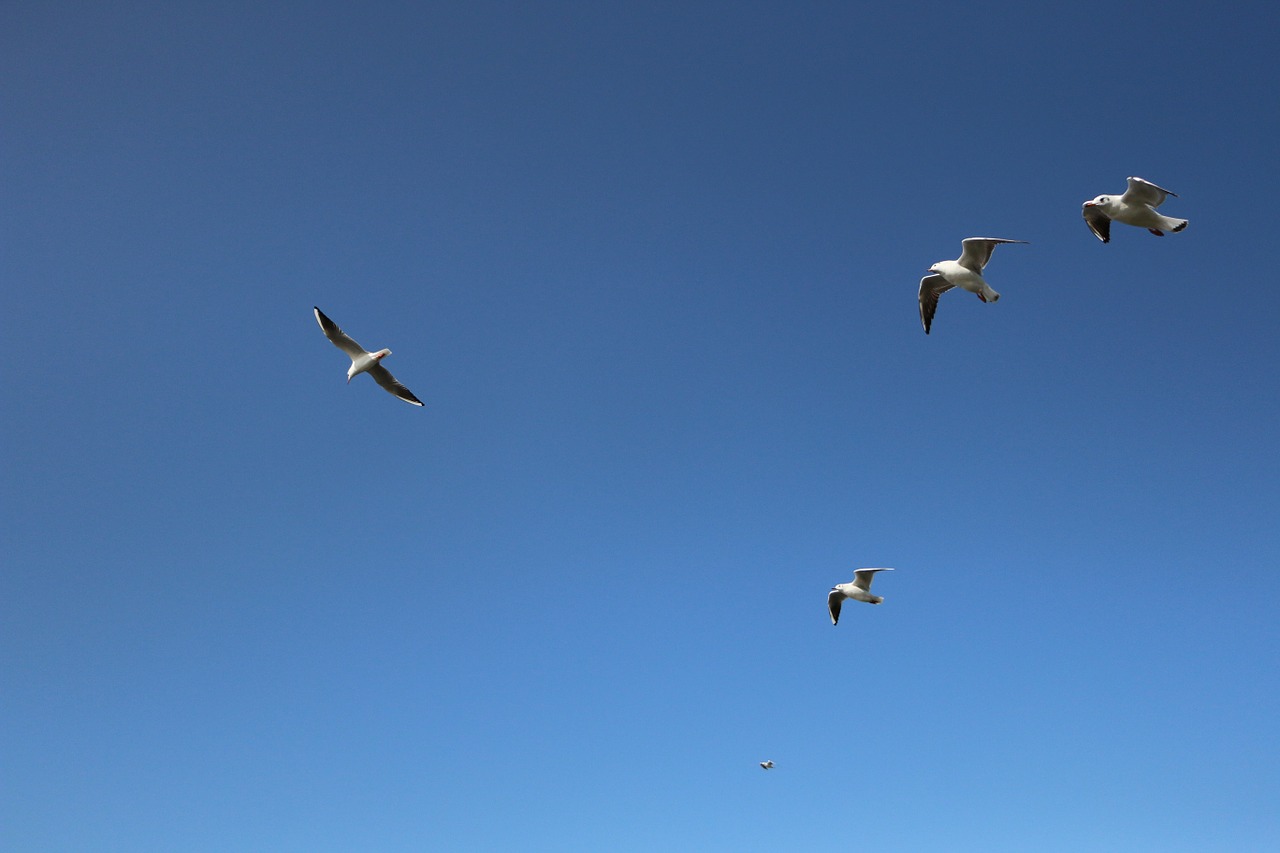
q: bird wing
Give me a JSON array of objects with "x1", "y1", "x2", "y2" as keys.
[
  {"x1": 827, "y1": 588, "x2": 844, "y2": 625},
  {"x1": 918, "y1": 274, "x2": 954, "y2": 335},
  {"x1": 958, "y1": 237, "x2": 1027, "y2": 272},
  {"x1": 314, "y1": 307, "x2": 368, "y2": 361},
  {"x1": 853, "y1": 567, "x2": 893, "y2": 591},
  {"x1": 1082, "y1": 204, "x2": 1111, "y2": 243},
  {"x1": 368, "y1": 363, "x2": 424, "y2": 406},
  {"x1": 1122, "y1": 176, "x2": 1176, "y2": 209}
]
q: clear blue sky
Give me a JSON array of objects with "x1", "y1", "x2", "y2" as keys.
[{"x1": 5, "y1": 2, "x2": 1278, "y2": 850}]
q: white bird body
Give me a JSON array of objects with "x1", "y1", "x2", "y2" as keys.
[
  {"x1": 1082, "y1": 176, "x2": 1187, "y2": 242},
  {"x1": 828, "y1": 567, "x2": 894, "y2": 625},
  {"x1": 759, "y1": 760, "x2": 774, "y2": 770},
  {"x1": 314, "y1": 307, "x2": 424, "y2": 406},
  {"x1": 929, "y1": 259, "x2": 999, "y2": 303},
  {"x1": 347, "y1": 348, "x2": 392, "y2": 382},
  {"x1": 831, "y1": 582, "x2": 884, "y2": 605},
  {"x1": 918, "y1": 238, "x2": 1027, "y2": 334}
]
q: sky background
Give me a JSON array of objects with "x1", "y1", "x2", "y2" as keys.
[{"x1": 4, "y1": 2, "x2": 1278, "y2": 850}]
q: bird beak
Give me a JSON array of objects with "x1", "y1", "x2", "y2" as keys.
[{"x1": 1083, "y1": 201, "x2": 1095, "y2": 208}]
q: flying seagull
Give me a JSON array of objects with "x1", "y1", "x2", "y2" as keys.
[
  {"x1": 828, "y1": 568, "x2": 894, "y2": 626},
  {"x1": 1082, "y1": 176, "x2": 1187, "y2": 243},
  {"x1": 759, "y1": 760, "x2": 775, "y2": 770},
  {"x1": 918, "y1": 238, "x2": 1027, "y2": 334},
  {"x1": 314, "y1": 306, "x2": 424, "y2": 406}
]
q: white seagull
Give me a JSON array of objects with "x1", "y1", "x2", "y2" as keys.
[
  {"x1": 918, "y1": 238, "x2": 1027, "y2": 334},
  {"x1": 759, "y1": 760, "x2": 775, "y2": 770},
  {"x1": 314, "y1": 306, "x2": 424, "y2": 406},
  {"x1": 1082, "y1": 176, "x2": 1187, "y2": 243},
  {"x1": 828, "y1": 568, "x2": 894, "y2": 626}
]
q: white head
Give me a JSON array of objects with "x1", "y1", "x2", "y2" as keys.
[{"x1": 1083, "y1": 194, "x2": 1113, "y2": 212}]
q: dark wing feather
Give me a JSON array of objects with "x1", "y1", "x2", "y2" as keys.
[
  {"x1": 368, "y1": 363, "x2": 424, "y2": 406},
  {"x1": 1082, "y1": 205, "x2": 1111, "y2": 243},
  {"x1": 918, "y1": 274, "x2": 954, "y2": 335},
  {"x1": 828, "y1": 588, "x2": 844, "y2": 626},
  {"x1": 314, "y1": 307, "x2": 367, "y2": 359}
]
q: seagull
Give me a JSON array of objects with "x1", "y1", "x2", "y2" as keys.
[
  {"x1": 918, "y1": 238, "x2": 1027, "y2": 334},
  {"x1": 313, "y1": 306, "x2": 424, "y2": 406},
  {"x1": 828, "y1": 568, "x2": 894, "y2": 626},
  {"x1": 759, "y1": 760, "x2": 775, "y2": 770},
  {"x1": 1082, "y1": 177, "x2": 1187, "y2": 243}
]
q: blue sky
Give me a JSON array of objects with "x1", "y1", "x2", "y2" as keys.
[{"x1": 4, "y1": 2, "x2": 1278, "y2": 850}]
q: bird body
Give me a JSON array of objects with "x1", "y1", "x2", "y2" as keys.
[
  {"x1": 1082, "y1": 176, "x2": 1187, "y2": 242},
  {"x1": 928, "y1": 259, "x2": 1000, "y2": 303},
  {"x1": 346, "y1": 348, "x2": 392, "y2": 382},
  {"x1": 828, "y1": 567, "x2": 894, "y2": 625},
  {"x1": 314, "y1": 307, "x2": 424, "y2": 406},
  {"x1": 918, "y1": 238, "x2": 1027, "y2": 334},
  {"x1": 759, "y1": 760, "x2": 774, "y2": 770}
]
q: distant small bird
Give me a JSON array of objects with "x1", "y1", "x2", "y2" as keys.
[
  {"x1": 314, "y1": 307, "x2": 424, "y2": 406},
  {"x1": 918, "y1": 238, "x2": 1027, "y2": 334},
  {"x1": 1082, "y1": 177, "x2": 1187, "y2": 243},
  {"x1": 759, "y1": 760, "x2": 775, "y2": 770},
  {"x1": 828, "y1": 568, "x2": 894, "y2": 626}
]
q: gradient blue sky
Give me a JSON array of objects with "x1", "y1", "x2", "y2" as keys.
[{"x1": 5, "y1": 2, "x2": 1278, "y2": 850}]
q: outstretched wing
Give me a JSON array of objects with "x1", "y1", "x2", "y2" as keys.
[
  {"x1": 1082, "y1": 204, "x2": 1111, "y2": 243},
  {"x1": 827, "y1": 588, "x2": 844, "y2": 626},
  {"x1": 918, "y1": 274, "x2": 954, "y2": 335},
  {"x1": 368, "y1": 363, "x2": 424, "y2": 406},
  {"x1": 958, "y1": 238, "x2": 1028, "y2": 272},
  {"x1": 1122, "y1": 176, "x2": 1176, "y2": 209},
  {"x1": 314, "y1": 307, "x2": 368, "y2": 360},
  {"x1": 853, "y1": 567, "x2": 893, "y2": 591}
]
